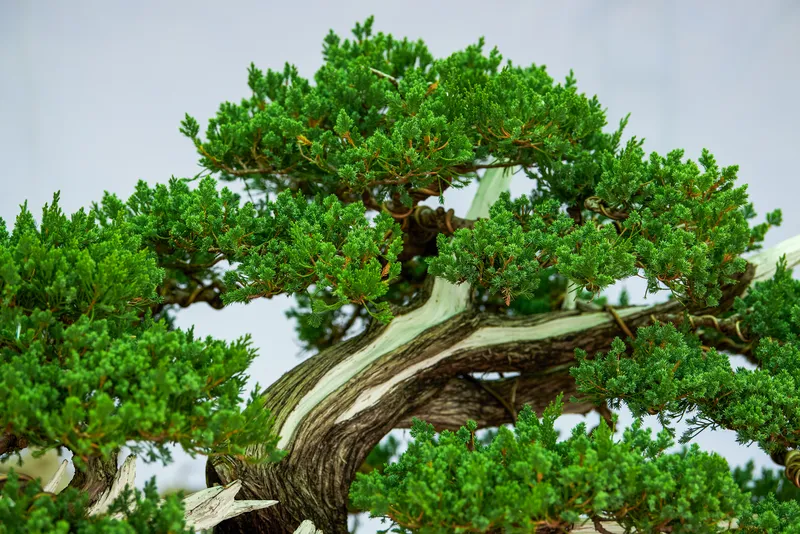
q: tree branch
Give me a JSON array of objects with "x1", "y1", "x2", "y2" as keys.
[
  {"x1": 397, "y1": 371, "x2": 593, "y2": 430},
  {"x1": 0, "y1": 431, "x2": 26, "y2": 457}
]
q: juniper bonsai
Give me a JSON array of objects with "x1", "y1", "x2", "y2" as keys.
[{"x1": 3, "y1": 17, "x2": 800, "y2": 534}]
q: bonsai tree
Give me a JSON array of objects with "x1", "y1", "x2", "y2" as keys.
[{"x1": 3, "y1": 17, "x2": 800, "y2": 533}]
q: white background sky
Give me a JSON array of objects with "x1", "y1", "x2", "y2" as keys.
[{"x1": 2, "y1": 1, "x2": 800, "y2": 532}]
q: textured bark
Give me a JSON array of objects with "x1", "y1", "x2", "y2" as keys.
[
  {"x1": 208, "y1": 263, "x2": 756, "y2": 533},
  {"x1": 69, "y1": 451, "x2": 120, "y2": 506},
  {"x1": 0, "y1": 431, "x2": 26, "y2": 457}
]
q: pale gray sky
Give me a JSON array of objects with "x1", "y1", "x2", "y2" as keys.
[{"x1": 2, "y1": 1, "x2": 800, "y2": 531}]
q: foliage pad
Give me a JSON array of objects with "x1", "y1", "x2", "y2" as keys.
[{"x1": 350, "y1": 395, "x2": 768, "y2": 533}]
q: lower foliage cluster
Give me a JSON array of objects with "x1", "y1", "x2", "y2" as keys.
[
  {"x1": 5, "y1": 401, "x2": 798, "y2": 533},
  {"x1": 350, "y1": 396, "x2": 800, "y2": 534}
]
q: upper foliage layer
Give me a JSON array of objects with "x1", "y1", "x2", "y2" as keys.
[
  {"x1": 180, "y1": 18, "x2": 606, "y2": 205},
  {"x1": 178, "y1": 17, "x2": 779, "y2": 348},
  {"x1": 0, "y1": 196, "x2": 281, "y2": 467}
]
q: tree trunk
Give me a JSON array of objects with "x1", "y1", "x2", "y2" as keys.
[
  {"x1": 69, "y1": 451, "x2": 120, "y2": 506},
  {"x1": 207, "y1": 261, "x2": 756, "y2": 533}
]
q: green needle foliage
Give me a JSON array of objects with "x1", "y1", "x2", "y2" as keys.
[
  {"x1": 351, "y1": 395, "x2": 756, "y2": 533},
  {"x1": 733, "y1": 461, "x2": 800, "y2": 504},
  {"x1": 430, "y1": 144, "x2": 774, "y2": 307},
  {"x1": 734, "y1": 256, "x2": 800, "y2": 343},
  {"x1": 571, "y1": 259, "x2": 800, "y2": 456},
  {"x1": 0, "y1": 196, "x2": 281, "y2": 467},
  {"x1": 94, "y1": 176, "x2": 403, "y2": 324}
]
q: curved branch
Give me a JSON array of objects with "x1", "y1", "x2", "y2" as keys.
[
  {"x1": 158, "y1": 278, "x2": 226, "y2": 310},
  {"x1": 397, "y1": 371, "x2": 594, "y2": 430}
]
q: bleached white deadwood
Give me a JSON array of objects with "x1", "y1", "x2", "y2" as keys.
[
  {"x1": 87, "y1": 454, "x2": 137, "y2": 517},
  {"x1": 293, "y1": 519, "x2": 323, "y2": 534},
  {"x1": 746, "y1": 232, "x2": 800, "y2": 286},
  {"x1": 182, "y1": 479, "x2": 278, "y2": 530},
  {"x1": 66, "y1": 454, "x2": 277, "y2": 529},
  {"x1": 43, "y1": 459, "x2": 69, "y2": 493},
  {"x1": 572, "y1": 517, "x2": 739, "y2": 533},
  {"x1": 561, "y1": 281, "x2": 579, "y2": 310}
]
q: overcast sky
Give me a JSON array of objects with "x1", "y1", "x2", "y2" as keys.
[{"x1": 2, "y1": 1, "x2": 800, "y2": 531}]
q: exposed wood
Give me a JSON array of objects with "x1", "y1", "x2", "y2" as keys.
[
  {"x1": 293, "y1": 519, "x2": 323, "y2": 534},
  {"x1": 182, "y1": 480, "x2": 279, "y2": 530},
  {"x1": 42, "y1": 459, "x2": 69, "y2": 493},
  {"x1": 70, "y1": 450, "x2": 123, "y2": 509},
  {"x1": 85, "y1": 454, "x2": 137, "y2": 517},
  {"x1": 562, "y1": 281, "x2": 579, "y2": 311},
  {"x1": 71, "y1": 453, "x2": 277, "y2": 529}
]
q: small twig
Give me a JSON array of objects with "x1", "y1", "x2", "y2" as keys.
[
  {"x1": 461, "y1": 374, "x2": 517, "y2": 423},
  {"x1": 369, "y1": 67, "x2": 399, "y2": 88},
  {"x1": 591, "y1": 516, "x2": 615, "y2": 534},
  {"x1": 381, "y1": 201, "x2": 415, "y2": 219},
  {"x1": 605, "y1": 305, "x2": 634, "y2": 339}
]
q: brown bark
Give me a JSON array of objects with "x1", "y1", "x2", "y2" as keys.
[
  {"x1": 0, "y1": 431, "x2": 26, "y2": 457},
  {"x1": 392, "y1": 204, "x2": 476, "y2": 262},
  {"x1": 208, "y1": 265, "x2": 755, "y2": 534},
  {"x1": 69, "y1": 452, "x2": 119, "y2": 506}
]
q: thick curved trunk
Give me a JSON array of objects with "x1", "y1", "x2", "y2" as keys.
[{"x1": 207, "y1": 264, "x2": 758, "y2": 533}]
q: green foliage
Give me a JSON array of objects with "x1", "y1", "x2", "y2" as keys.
[
  {"x1": 739, "y1": 495, "x2": 800, "y2": 533},
  {"x1": 351, "y1": 395, "x2": 755, "y2": 533},
  {"x1": 180, "y1": 17, "x2": 605, "y2": 206},
  {"x1": 429, "y1": 192, "x2": 580, "y2": 303},
  {"x1": 431, "y1": 142, "x2": 771, "y2": 308},
  {"x1": 0, "y1": 470, "x2": 190, "y2": 534},
  {"x1": 734, "y1": 255, "x2": 800, "y2": 343},
  {"x1": 94, "y1": 177, "x2": 403, "y2": 326},
  {"x1": 0, "y1": 195, "x2": 281, "y2": 467},
  {"x1": 176, "y1": 17, "x2": 780, "y2": 332},
  {"x1": 572, "y1": 313, "x2": 800, "y2": 455},
  {"x1": 741, "y1": 203, "x2": 783, "y2": 253},
  {"x1": 594, "y1": 145, "x2": 760, "y2": 306}
]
